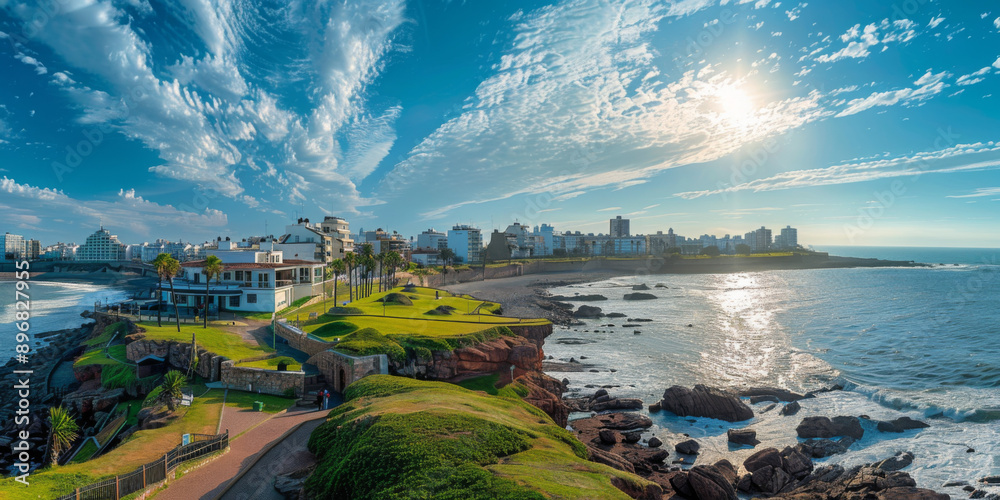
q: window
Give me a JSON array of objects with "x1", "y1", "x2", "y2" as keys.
[
  {"x1": 258, "y1": 273, "x2": 269, "y2": 288},
  {"x1": 229, "y1": 296, "x2": 240, "y2": 307},
  {"x1": 223, "y1": 272, "x2": 231, "y2": 281},
  {"x1": 194, "y1": 273, "x2": 200, "y2": 284},
  {"x1": 247, "y1": 294, "x2": 257, "y2": 304},
  {"x1": 314, "y1": 268, "x2": 322, "y2": 278},
  {"x1": 235, "y1": 270, "x2": 244, "y2": 281}
]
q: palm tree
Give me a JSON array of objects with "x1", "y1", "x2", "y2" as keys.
[
  {"x1": 159, "y1": 370, "x2": 186, "y2": 412},
  {"x1": 375, "y1": 252, "x2": 386, "y2": 292},
  {"x1": 202, "y1": 255, "x2": 224, "y2": 328},
  {"x1": 154, "y1": 265, "x2": 164, "y2": 326},
  {"x1": 343, "y1": 253, "x2": 357, "y2": 302},
  {"x1": 384, "y1": 251, "x2": 402, "y2": 289},
  {"x1": 359, "y1": 244, "x2": 375, "y2": 298},
  {"x1": 329, "y1": 259, "x2": 345, "y2": 311},
  {"x1": 47, "y1": 407, "x2": 79, "y2": 467},
  {"x1": 153, "y1": 253, "x2": 182, "y2": 332}
]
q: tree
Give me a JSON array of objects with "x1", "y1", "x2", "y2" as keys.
[
  {"x1": 153, "y1": 253, "x2": 182, "y2": 332},
  {"x1": 736, "y1": 244, "x2": 752, "y2": 256},
  {"x1": 159, "y1": 370, "x2": 186, "y2": 412},
  {"x1": 202, "y1": 255, "x2": 224, "y2": 328},
  {"x1": 359, "y1": 243, "x2": 375, "y2": 299},
  {"x1": 700, "y1": 246, "x2": 721, "y2": 257},
  {"x1": 154, "y1": 264, "x2": 164, "y2": 326},
  {"x1": 384, "y1": 251, "x2": 403, "y2": 289},
  {"x1": 343, "y1": 253, "x2": 357, "y2": 302},
  {"x1": 47, "y1": 407, "x2": 79, "y2": 467},
  {"x1": 329, "y1": 259, "x2": 345, "y2": 311},
  {"x1": 438, "y1": 248, "x2": 456, "y2": 285}
]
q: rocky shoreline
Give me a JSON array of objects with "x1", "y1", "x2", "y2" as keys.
[
  {"x1": 442, "y1": 273, "x2": 997, "y2": 500},
  {"x1": 562, "y1": 385, "x2": 993, "y2": 499}
]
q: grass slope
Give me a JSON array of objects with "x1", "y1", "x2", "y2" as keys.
[
  {"x1": 137, "y1": 322, "x2": 273, "y2": 361},
  {"x1": 305, "y1": 376, "x2": 652, "y2": 500}
]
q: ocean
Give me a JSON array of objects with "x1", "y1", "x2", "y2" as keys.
[
  {"x1": 0, "y1": 281, "x2": 130, "y2": 361},
  {"x1": 545, "y1": 246, "x2": 1000, "y2": 495}
]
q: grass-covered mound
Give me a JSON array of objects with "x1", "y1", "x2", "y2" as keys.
[
  {"x1": 376, "y1": 292, "x2": 413, "y2": 305},
  {"x1": 305, "y1": 376, "x2": 652, "y2": 500},
  {"x1": 333, "y1": 326, "x2": 516, "y2": 363},
  {"x1": 310, "y1": 320, "x2": 359, "y2": 339}
]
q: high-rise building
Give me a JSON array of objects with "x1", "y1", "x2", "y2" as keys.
[
  {"x1": 416, "y1": 229, "x2": 448, "y2": 250},
  {"x1": 779, "y1": 225, "x2": 798, "y2": 249},
  {"x1": 0, "y1": 233, "x2": 26, "y2": 261},
  {"x1": 77, "y1": 226, "x2": 127, "y2": 261},
  {"x1": 744, "y1": 226, "x2": 772, "y2": 253},
  {"x1": 447, "y1": 225, "x2": 482, "y2": 264},
  {"x1": 609, "y1": 216, "x2": 630, "y2": 238}
]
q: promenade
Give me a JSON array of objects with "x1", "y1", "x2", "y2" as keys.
[{"x1": 154, "y1": 403, "x2": 332, "y2": 500}]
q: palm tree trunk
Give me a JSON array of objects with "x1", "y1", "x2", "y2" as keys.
[
  {"x1": 204, "y1": 279, "x2": 210, "y2": 328},
  {"x1": 168, "y1": 278, "x2": 181, "y2": 332},
  {"x1": 157, "y1": 276, "x2": 163, "y2": 326},
  {"x1": 333, "y1": 273, "x2": 339, "y2": 307}
]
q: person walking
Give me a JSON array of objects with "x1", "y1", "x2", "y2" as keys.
[
  {"x1": 315, "y1": 391, "x2": 324, "y2": 411},
  {"x1": 322, "y1": 389, "x2": 330, "y2": 410}
]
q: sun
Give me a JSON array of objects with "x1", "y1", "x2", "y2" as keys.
[{"x1": 713, "y1": 84, "x2": 757, "y2": 127}]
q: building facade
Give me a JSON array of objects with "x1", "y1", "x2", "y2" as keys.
[
  {"x1": 0, "y1": 233, "x2": 25, "y2": 261},
  {"x1": 609, "y1": 216, "x2": 630, "y2": 238},
  {"x1": 77, "y1": 227, "x2": 127, "y2": 261},
  {"x1": 447, "y1": 225, "x2": 483, "y2": 264}
]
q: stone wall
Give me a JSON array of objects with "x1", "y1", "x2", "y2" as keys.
[
  {"x1": 273, "y1": 320, "x2": 331, "y2": 356},
  {"x1": 125, "y1": 339, "x2": 228, "y2": 381},
  {"x1": 306, "y1": 350, "x2": 388, "y2": 393},
  {"x1": 219, "y1": 360, "x2": 305, "y2": 396}
]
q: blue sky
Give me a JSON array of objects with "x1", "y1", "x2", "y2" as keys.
[{"x1": 1, "y1": 0, "x2": 999, "y2": 247}]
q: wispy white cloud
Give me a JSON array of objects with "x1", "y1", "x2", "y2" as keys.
[
  {"x1": 946, "y1": 187, "x2": 1000, "y2": 198},
  {"x1": 0, "y1": 176, "x2": 228, "y2": 237},
  {"x1": 816, "y1": 19, "x2": 918, "y2": 63},
  {"x1": 675, "y1": 142, "x2": 1000, "y2": 199},
  {"x1": 597, "y1": 207, "x2": 623, "y2": 212},
  {"x1": 383, "y1": 0, "x2": 832, "y2": 220},
  {"x1": 928, "y1": 16, "x2": 945, "y2": 29},
  {"x1": 836, "y1": 70, "x2": 948, "y2": 117},
  {"x1": 957, "y1": 66, "x2": 991, "y2": 86}
]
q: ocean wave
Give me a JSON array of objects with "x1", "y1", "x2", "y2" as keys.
[{"x1": 841, "y1": 379, "x2": 1000, "y2": 423}]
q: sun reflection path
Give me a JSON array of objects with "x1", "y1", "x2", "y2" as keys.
[{"x1": 699, "y1": 272, "x2": 804, "y2": 389}]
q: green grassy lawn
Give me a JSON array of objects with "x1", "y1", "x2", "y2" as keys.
[
  {"x1": 305, "y1": 376, "x2": 652, "y2": 499},
  {"x1": 223, "y1": 390, "x2": 298, "y2": 414},
  {"x1": 137, "y1": 322, "x2": 273, "y2": 362},
  {"x1": 69, "y1": 439, "x2": 98, "y2": 464},
  {"x1": 74, "y1": 344, "x2": 130, "y2": 368},
  {"x1": 456, "y1": 373, "x2": 530, "y2": 400},
  {"x1": 238, "y1": 356, "x2": 302, "y2": 372},
  {"x1": 291, "y1": 287, "x2": 547, "y2": 363},
  {"x1": 0, "y1": 386, "x2": 224, "y2": 499},
  {"x1": 113, "y1": 398, "x2": 146, "y2": 427},
  {"x1": 82, "y1": 321, "x2": 125, "y2": 347}
]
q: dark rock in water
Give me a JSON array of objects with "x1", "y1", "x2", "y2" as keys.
[
  {"x1": 550, "y1": 294, "x2": 608, "y2": 301},
  {"x1": 796, "y1": 415, "x2": 864, "y2": 440},
  {"x1": 739, "y1": 387, "x2": 807, "y2": 402},
  {"x1": 655, "y1": 284, "x2": 668, "y2": 288},
  {"x1": 622, "y1": 431, "x2": 642, "y2": 444},
  {"x1": 981, "y1": 476, "x2": 1000, "y2": 484},
  {"x1": 648, "y1": 402, "x2": 661, "y2": 412},
  {"x1": 628, "y1": 318, "x2": 654, "y2": 322},
  {"x1": 942, "y1": 480, "x2": 968, "y2": 488},
  {"x1": 623, "y1": 292, "x2": 657, "y2": 301},
  {"x1": 660, "y1": 385, "x2": 754, "y2": 422},
  {"x1": 647, "y1": 436, "x2": 663, "y2": 448},
  {"x1": 877, "y1": 416, "x2": 930, "y2": 433},
  {"x1": 727, "y1": 428, "x2": 759, "y2": 447},
  {"x1": 573, "y1": 305, "x2": 604, "y2": 318},
  {"x1": 749, "y1": 395, "x2": 780, "y2": 404},
  {"x1": 797, "y1": 437, "x2": 854, "y2": 458},
  {"x1": 591, "y1": 398, "x2": 643, "y2": 412},
  {"x1": 780, "y1": 401, "x2": 801, "y2": 416},
  {"x1": 688, "y1": 464, "x2": 738, "y2": 500},
  {"x1": 760, "y1": 403, "x2": 777, "y2": 413},
  {"x1": 632, "y1": 284, "x2": 651, "y2": 290},
  {"x1": 686, "y1": 324, "x2": 694, "y2": 327},
  {"x1": 594, "y1": 388, "x2": 609, "y2": 398},
  {"x1": 675, "y1": 439, "x2": 700, "y2": 455},
  {"x1": 606, "y1": 312, "x2": 627, "y2": 318},
  {"x1": 804, "y1": 384, "x2": 845, "y2": 398},
  {"x1": 875, "y1": 451, "x2": 914, "y2": 472},
  {"x1": 967, "y1": 448, "x2": 975, "y2": 453},
  {"x1": 599, "y1": 429, "x2": 619, "y2": 445}
]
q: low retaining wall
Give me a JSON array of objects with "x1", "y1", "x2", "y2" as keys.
[
  {"x1": 126, "y1": 339, "x2": 228, "y2": 381},
  {"x1": 273, "y1": 320, "x2": 331, "y2": 356},
  {"x1": 306, "y1": 350, "x2": 388, "y2": 393},
  {"x1": 219, "y1": 360, "x2": 305, "y2": 396}
]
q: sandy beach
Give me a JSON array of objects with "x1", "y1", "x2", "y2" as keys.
[{"x1": 441, "y1": 270, "x2": 620, "y2": 321}]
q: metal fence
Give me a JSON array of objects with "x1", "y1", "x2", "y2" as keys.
[{"x1": 55, "y1": 431, "x2": 228, "y2": 500}]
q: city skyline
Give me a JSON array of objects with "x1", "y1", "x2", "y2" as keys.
[{"x1": 2, "y1": 1, "x2": 1000, "y2": 247}]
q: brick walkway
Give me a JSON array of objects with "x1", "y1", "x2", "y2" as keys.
[
  {"x1": 154, "y1": 407, "x2": 331, "y2": 500},
  {"x1": 219, "y1": 417, "x2": 326, "y2": 500},
  {"x1": 220, "y1": 401, "x2": 272, "y2": 438}
]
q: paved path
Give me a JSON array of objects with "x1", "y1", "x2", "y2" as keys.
[
  {"x1": 220, "y1": 417, "x2": 325, "y2": 500},
  {"x1": 154, "y1": 407, "x2": 331, "y2": 500},
  {"x1": 220, "y1": 403, "x2": 272, "y2": 439}
]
